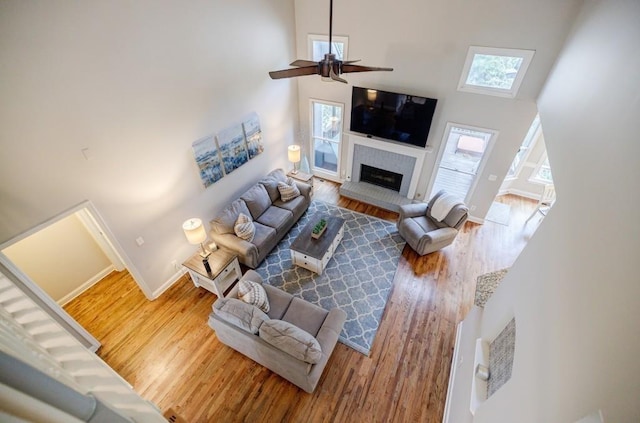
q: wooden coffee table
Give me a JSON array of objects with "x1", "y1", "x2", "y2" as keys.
[{"x1": 290, "y1": 214, "x2": 345, "y2": 275}]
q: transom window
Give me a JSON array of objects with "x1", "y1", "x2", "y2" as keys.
[
  {"x1": 458, "y1": 46, "x2": 535, "y2": 98},
  {"x1": 308, "y1": 34, "x2": 348, "y2": 61}
]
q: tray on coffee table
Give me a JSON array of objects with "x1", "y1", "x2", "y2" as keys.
[{"x1": 290, "y1": 214, "x2": 345, "y2": 275}]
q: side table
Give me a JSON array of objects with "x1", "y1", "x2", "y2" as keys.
[
  {"x1": 287, "y1": 170, "x2": 314, "y2": 196},
  {"x1": 182, "y1": 248, "x2": 241, "y2": 298}
]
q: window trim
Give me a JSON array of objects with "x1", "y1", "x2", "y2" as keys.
[
  {"x1": 529, "y1": 153, "x2": 554, "y2": 185},
  {"x1": 457, "y1": 46, "x2": 535, "y2": 98},
  {"x1": 307, "y1": 34, "x2": 349, "y2": 61},
  {"x1": 506, "y1": 114, "x2": 542, "y2": 179},
  {"x1": 309, "y1": 98, "x2": 345, "y2": 180}
]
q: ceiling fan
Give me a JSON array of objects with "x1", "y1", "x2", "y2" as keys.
[{"x1": 268, "y1": 0, "x2": 393, "y2": 84}]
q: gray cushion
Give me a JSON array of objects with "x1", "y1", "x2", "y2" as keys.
[
  {"x1": 241, "y1": 184, "x2": 272, "y2": 220},
  {"x1": 273, "y1": 194, "x2": 307, "y2": 215},
  {"x1": 213, "y1": 298, "x2": 270, "y2": 334},
  {"x1": 251, "y1": 222, "x2": 277, "y2": 253},
  {"x1": 263, "y1": 284, "x2": 293, "y2": 320},
  {"x1": 259, "y1": 319, "x2": 322, "y2": 364},
  {"x1": 211, "y1": 199, "x2": 252, "y2": 235},
  {"x1": 409, "y1": 215, "x2": 439, "y2": 233},
  {"x1": 281, "y1": 297, "x2": 328, "y2": 337},
  {"x1": 259, "y1": 169, "x2": 288, "y2": 202},
  {"x1": 256, "y1": 206, "x2": 293, "y2": 233}
]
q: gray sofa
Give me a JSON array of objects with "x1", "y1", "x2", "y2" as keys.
[
  {"x1": 208, "y1": 270, "x2": 346, "y2": 393},
  {"x1": 210, "y1": 169, "x2": 311, "y2": 268},
  {"x1": 397, "y1": 190, "x2": 468, "y2": 256}
]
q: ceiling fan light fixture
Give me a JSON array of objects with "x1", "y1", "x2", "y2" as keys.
[{"x1": 268, "y1": 0, "x2": 393, "y2": 83}]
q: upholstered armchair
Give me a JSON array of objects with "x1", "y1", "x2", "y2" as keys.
[{"x1": 397, "y1": 190, "x2": 469, "y2": 256}]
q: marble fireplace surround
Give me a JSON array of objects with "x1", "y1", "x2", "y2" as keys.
[{"x1": 345, "y1": 133, "x2": 427, "y2": 200}]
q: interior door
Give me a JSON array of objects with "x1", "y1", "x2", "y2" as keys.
[{"x1": 430, "y1": 123, "x2": 497, "y2": 202}]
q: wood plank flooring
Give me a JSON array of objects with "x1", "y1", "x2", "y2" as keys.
[{"x1": 64, "y1": 180, "x2": 541, "y2": 423}]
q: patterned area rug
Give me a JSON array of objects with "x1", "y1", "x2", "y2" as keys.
[
  {"x1": 255, "y1": 200, "x2": 405, "y2": 356},
  {"x1": 474, "y1": 269, "x2": 509, "y2": 307}
]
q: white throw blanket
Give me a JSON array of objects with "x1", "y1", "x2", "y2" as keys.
[{"x1": 430, "y1": 193, "x2": 460, "y2": 222}]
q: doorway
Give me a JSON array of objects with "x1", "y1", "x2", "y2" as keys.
[
  {"x1": 0, "y1": 201, "x2": 141, "y2": 350},
  {"x1": 1, "y1": 207, "x2": 125, "y2": 306},
  {"x1": 430, "y1": 123, "x2": 497, "y2": 202}
]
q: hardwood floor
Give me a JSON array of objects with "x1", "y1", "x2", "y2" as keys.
[{"x1": 64, "y1": 180, "x2": 541, "y2": 423}]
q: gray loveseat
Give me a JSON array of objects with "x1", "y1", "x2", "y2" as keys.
[
  {"x1": 208, "y1": 270, "x2": 346, "y2": 393},
  {"x1": 209, "y1": 169, "x2": 311, "y2": 268}
]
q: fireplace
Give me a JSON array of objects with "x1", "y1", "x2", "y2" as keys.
[{"x1": 360, "y1": 164, "x2": 403, "y2": 192}]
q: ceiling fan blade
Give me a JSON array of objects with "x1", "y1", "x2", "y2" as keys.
[
  {"x1": 290, "y1": 59, "x2": 318, "y2": 67},
  {"x1": 269, "y1": 66, "x2": 318, "y2": 80},
  {"x1": 342, "y1": 64, "x2": 394, "y2": 73},
  {"x1": 343, "y1": 59, "x2": 361, "y2": 64},
  {"x1": 329, "y1": 67, "x2": 348, "y2": 84}
]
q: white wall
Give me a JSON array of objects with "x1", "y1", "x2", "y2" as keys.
[
  {"x1": 292, "y1": 0, "x2": 581, "y2": 217},
  {"x1": 2, "y1": 212, "x2": 112, "y2": 303},
  {"x1": 476, "y1": 0, "x2": 640, "y2": 421},
  {"x1": 0, "y1": 0, "x2": 299, "y2": 297}
]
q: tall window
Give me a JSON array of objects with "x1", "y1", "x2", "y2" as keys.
[
  {"x1": 308, "y1": 34, "x2": 348, "y2": 61},
  {"x1": 532, "y1": 155, "x2": 554, "y2": 184},
  {"x1": 310, "y1": 100, "x2": 343, "y2": 176},
  {"x1": 507, "y1": 114, "x2": 541, "y2": 178},
  {"x1": 458, "y1": 46, "x2": 535, "y2": 98}
]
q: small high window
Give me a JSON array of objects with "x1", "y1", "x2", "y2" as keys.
[
  {"x1": 458, "y1": 46, "x2": 534, "y2": 98},
  {"x1": 308, "y1": 34, "x2": 348, "y2": 61}
]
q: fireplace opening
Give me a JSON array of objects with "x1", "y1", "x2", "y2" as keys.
[{"x1": 360, "y1": 164, "x2": 403, "y2": 192}]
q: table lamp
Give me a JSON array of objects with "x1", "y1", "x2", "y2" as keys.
[
  {"x1": 182, "y1": 218, "x2": 210, "y2": 258},
  {"x1": 288, "y1": 144, "x2": 301, "y2": 174}
]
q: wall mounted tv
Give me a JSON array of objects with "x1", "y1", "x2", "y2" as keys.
[{"x1": 350, "y1": 86, "x2": 437, "y2": 148}]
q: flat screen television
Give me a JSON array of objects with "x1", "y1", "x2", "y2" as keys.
[{"x1": 350, "y1": 86, "x2": 437, "y2": 148}]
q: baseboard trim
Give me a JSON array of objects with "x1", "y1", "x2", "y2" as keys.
[
  {"x1": 59, "y1": 265, "x2": 115, "y2": 306},
  {"x1": 151, "y1": 268, "x2": 187, "y2": 300},
  {"x1": 502, "y1": 188, "x2": 541, "y2": 201},
  {"x1": 468, "y1": 215, "x2": 485, "y2": 224}
]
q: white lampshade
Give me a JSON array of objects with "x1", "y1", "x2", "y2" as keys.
[
  {"x1": 182, "y1": 218, "x2": 206, "y2": 245},
  {"x1": 287, "y1": 144, "x2": 301, "y2": 164}
]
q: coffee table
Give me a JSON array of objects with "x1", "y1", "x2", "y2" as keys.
[{"x1": 290, "y1": 214, "x2": 345, "y2": 275}]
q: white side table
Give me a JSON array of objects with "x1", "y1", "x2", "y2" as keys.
[{"x1": 182, "y1": 248, "x2": 241, "y2": 298}]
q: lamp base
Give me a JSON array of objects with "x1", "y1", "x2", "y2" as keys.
[
  {"x1": 290, "y1": 169, "x2": 299, "y2": 175},
  {"x1": 199, "y1": 243, "x2": 211, "y2": 259}
]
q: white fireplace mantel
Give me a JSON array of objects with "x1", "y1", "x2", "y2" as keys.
[{"x1": 345, "y1": 133, "x2": 428, "y2": 199}]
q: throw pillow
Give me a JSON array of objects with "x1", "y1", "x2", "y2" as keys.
[
  {"x1": 234, "y1": 213, "x2": 255, "y2": 242},
  {"x1": 213, "y1": 298, "x2": 270, "y2": 334},
  {"x1": 238, "y1": 279, "x2": 270, "y2": 313},
  {"x1": 259, "y1": 319, "x2": 322, "y2": 364},
  {"x1": 277, "y1": 177, "x2": 300, "y2": 202}
]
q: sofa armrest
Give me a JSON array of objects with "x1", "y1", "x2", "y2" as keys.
[
  {"x1": 315, "y1": 308, "x2": 346, "y2": 350},
  {"x1": 424, "y1": 227, "x2": 458, "y2": 244},
  {"x1": 295, "y1": 181, "x2": 312, "y2": 200},
  {"x1": 209, "y1": 232, "x2": 258, "y2": 267},
  {"x1": 309, "y1": 307, "x2": 346, "y2": 376},
  {"x1": 398, "y1": 202, "x2": 428, "y2": 220}
]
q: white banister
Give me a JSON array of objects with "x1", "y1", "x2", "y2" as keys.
[{"x1": 0, "y1": 271, "x2": 166, "y2": 422}]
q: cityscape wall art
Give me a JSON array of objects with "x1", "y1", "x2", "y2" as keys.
[{"x1": 192, "y1": 112, "x2": 264, "y2": 187}]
